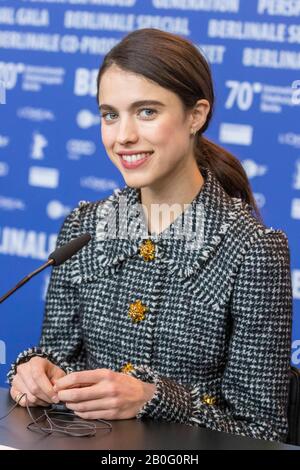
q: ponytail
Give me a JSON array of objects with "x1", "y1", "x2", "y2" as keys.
[{"x1": 196, "y1": 136, "x2": 262, "y2": 221}]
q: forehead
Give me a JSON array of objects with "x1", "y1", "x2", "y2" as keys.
[{"x1": 98, "y1": 65, "x2": 177, "y2": 105}]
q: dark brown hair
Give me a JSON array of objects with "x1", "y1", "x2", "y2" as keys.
[{"x1": 97, "y1": 28, "x2": 261, "y2": 220}]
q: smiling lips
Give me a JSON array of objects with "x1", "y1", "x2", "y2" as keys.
[{"x1": 118, "y1": 151, "x2": 154, "y2": 169}]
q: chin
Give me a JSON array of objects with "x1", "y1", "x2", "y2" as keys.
[{"x1": 122, "y1": 174, "x2": 154, "y2": 190}]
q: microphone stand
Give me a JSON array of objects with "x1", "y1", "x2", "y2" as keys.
[
  {"x1": 0, "y1": 232, "x2": 91, "y2": 305},
  {"x1": 0, "y1": 259, "x2": 54, "y2": 304}
]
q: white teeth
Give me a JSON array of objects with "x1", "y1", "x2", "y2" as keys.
[{"x1": 121, "y1": 152, "x2": 152, "y2": 163}]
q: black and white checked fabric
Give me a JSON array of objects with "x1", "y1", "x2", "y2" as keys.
[{"x1": 8, "y1": 168, "x2": 293, "y2": 442}]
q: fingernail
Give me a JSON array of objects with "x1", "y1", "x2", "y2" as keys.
[
  {"x1": 53, "y1": 384, "x2": 57, "y2": 392},
  {"x1": 52, "y1": 395, "x2": 59, "y2": 403}
]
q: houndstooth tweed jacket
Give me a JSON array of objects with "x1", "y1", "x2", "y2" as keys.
[{"x1": 8, "y1": 168, "x2": 293, "y2": 442}]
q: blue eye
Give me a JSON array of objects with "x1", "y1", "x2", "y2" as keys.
[
  {"x1": 101, "y1": 108, "x2": 157, "y2": 122},
  {"x1": 101, "y1": 112, "x2": 117, "y2": 121},
  {"x1": 139, "y1": 108, "x2": 156, "y2": 118}
]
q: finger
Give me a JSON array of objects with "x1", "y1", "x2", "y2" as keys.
[
  {"x1": 17, "y1": 365, "x2": 54, "y2": 404},
  {"x1": 10, "y1": 385, "x2": 27, "y2": 406},
  {"x1": 11, "y1": 376, "x2": 33, "y2": 405},
  {"x1": 32, "y1": 366, "x2": 60, "y2": 403},
  {"x1": 57, "y1": 383, "x2": 106, "y2": 403},
  {"x1": 66, "y1": 397, "x2": 117, "y2": 413},
  {"x1": 12, "y1": 377, "x2": 49, "y2": 407},
  {"x1": 49, "y1": 366, "x2": 66, "y2": 385},
  {"x1": 11, "y1": 381, "x2": 49, "y2": 408},
  {"x1": 74, "y1": 410, "x2": 118, "y2": 420},
  {"x1": 54, "y1": 369, "x2": 109, "y2": 391}
]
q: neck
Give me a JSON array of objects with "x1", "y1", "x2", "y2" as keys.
[{"x1": 140, "y1": 158, "x2": 204, "y2": 236}]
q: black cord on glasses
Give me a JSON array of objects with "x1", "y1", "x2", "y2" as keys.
[{"x1": 0, "y1": 393, "x2": 112, "y2": 437}]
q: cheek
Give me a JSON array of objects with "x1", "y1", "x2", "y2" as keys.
[
  {"x1": 150, "y1": 118, "x2": 187, "y2": 145},
  {"x1": 100, "y1": 124, "x2": 114, "y2": 149}
]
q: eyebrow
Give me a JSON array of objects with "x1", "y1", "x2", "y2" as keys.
[{"x1": 98, "y1": 100, "x2": 165, "y2": 112}]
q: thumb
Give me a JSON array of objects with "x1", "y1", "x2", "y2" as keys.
[{"x1": 48, "y1": 364, "x2": 66, "y2": 384}]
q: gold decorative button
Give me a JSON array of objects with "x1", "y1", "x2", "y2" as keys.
[
  {"x1": 139, "y1": 239, "x2": 156, "y2": 261},
  {"x1": 120, "y1": 362, "x2": 135, "y2": 374},
  {"x1": 128, "y1": 299, "x2": 149, "y2": 323},
  {"x1": 201, "y1": 394, "x2": 217, "y2": 406}
]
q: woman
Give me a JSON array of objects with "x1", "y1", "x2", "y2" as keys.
[{"x1": 8, "y1": 28, "x2": 292, "y2": 442}]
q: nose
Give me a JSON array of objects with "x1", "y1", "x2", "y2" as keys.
[{"x1": 116, "y1": 116, "x2": 138, "y2": 145}]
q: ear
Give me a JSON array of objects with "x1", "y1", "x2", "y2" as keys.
[{"x1": 189, "y1": 99, "x2": 210, "y2": 133}]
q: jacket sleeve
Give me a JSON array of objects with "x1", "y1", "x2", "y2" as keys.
[
  {"x1": 128, "y1": 230, "x2": 293, "y2": 442},
  {"x1": 7, "y1": 208, "x2": 86, "y2": 384}
]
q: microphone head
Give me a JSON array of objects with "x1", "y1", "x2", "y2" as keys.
[{"x1": 48, "y1": 233, "x2": 91, "y2": 266}]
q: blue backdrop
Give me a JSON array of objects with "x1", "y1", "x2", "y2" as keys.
[{"x1": 0, "y1": 0, "x2": 299, "y2": 386}]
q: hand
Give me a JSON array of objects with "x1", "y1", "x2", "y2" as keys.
[
  {"x1": 53, "y1": 369, "x2": 157, "y2": 420},
  {"x1": 10, "y1": 357, "x2": 66, "y2": 407}
]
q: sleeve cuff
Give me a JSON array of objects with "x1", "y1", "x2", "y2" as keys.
[
  {"x1": 128, "y1": 365, "x2": 192, "y2": 423},
  {"x1": 7, "y1": 346, "x2": 74, "y2": 385}
]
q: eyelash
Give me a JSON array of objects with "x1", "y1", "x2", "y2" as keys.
[{"x1": 101, "y1": 108, "x2": 157, "y2": 122}]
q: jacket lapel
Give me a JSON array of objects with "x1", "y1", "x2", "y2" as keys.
[{"x1": 95, "y1": 168, "x2": 247, "y2": 278}]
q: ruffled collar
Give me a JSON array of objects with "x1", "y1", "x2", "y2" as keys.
[{"x1": 95, "y1": 168, "x2": 247, "y2": 279}]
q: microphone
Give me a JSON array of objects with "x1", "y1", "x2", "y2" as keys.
[
  {"x1": 48, "y1": 232, "x2": 91, "y2": 266},
  {"x1": 0, "y1": 233, "x2": 91, "y2": 304}
]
